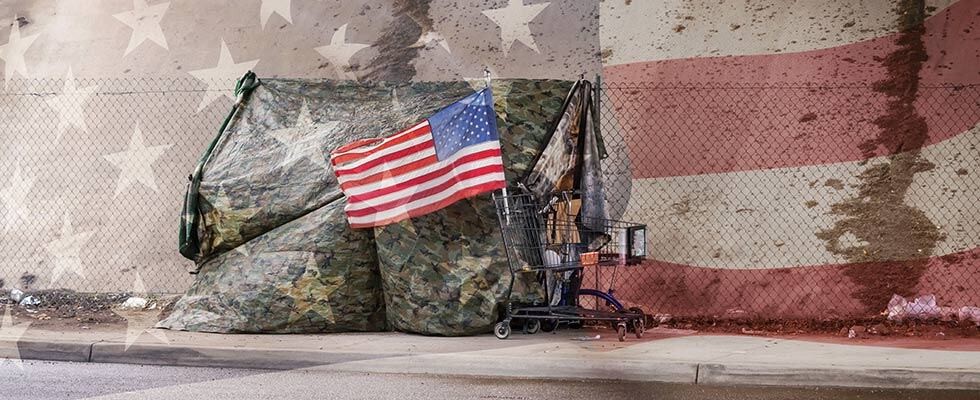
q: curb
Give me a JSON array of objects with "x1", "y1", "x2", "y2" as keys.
[
  {"x1": 697, "y1": 363, "x2": 980, "y2": 391},
  {"x1": 90, "y1": 342, "x2": 407, "y2": 370},
  {"x1": 9, "y1": 339, "x2": 93, "y2": 363},
  {"x1": 4, "y1": 338, "x2": 979, "y2": 391}
]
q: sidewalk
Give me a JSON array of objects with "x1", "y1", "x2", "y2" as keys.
[{"x1": 4, "y1": 326, "x2": 979, "y2": 391}]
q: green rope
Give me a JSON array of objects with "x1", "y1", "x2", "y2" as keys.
[{"x1": 179, "y1": 71, "x2": 260, "y2": 262}]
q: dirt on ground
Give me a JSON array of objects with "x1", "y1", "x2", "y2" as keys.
[
  {"x1": 5, "y1": 290, "x2": 975, "y2": 350},
  {"x1": 656, "y1": 316, "x2": 980, "y2": 346},
  {"x1": 3, "y1": 290, "x2": 178, "y2": 331}
]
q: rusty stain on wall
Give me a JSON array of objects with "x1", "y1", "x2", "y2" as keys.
[{"x1": 817, "y1": 0, "x2": 945, "y2": 312}]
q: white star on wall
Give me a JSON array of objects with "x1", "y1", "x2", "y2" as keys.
[
  {"x1": 314, "y1": 23, "x2": 370, "y2": 80},
  {"x1": 0, "y1": 165, "x2": 33, "y2": 234},
  {"x1": 44, "y1": 213, "x2": 95, "y2": 285},
  {"x1": 482, "y1": 0, "x2": 550, "y2": 55},
  {"x1": 188, "y1": 40, "x2": 260, "y2": 112},
  {"x1": 269, "y1": 102, "x2": 342, "y2": 170},
  {"x1": 0, "y1": 15, "x2": 39, "y2": 87},
  {"x1": 0, "y1": 306, "x2": 31, "y2": 370},
  {"x1": 116, "y1": 271, "x2": 169, "y2": 350},
  {"x1": 45, "y1": 67, "x2": 98, "y2": 143},
  {"x1": 260, "y1": 0, "x2": 292, "y2": 29},
  {"x1": 113, "y1": 0, "x2": 170, "y2": 56},
  {"x1": 103, "y1": 123, "x2": 172, "y2": 197}
]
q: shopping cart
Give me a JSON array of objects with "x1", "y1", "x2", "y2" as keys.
[{"x1": 492, "y1": 190, "x2": 648, "y2": 341}]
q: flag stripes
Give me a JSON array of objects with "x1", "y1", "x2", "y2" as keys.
[{"x1": 331, "y1": 89, "x2": 506, "y2": 228}]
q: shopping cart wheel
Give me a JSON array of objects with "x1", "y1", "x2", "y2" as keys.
[
  {"x1": 494, "y1": 321, "x2": 511, "y2": 339},
  {"x1": 617, "y1": 322, "x2": 627, "y2": 342},
  {"x1": 633, "y1": 318, "x2": 645, "y2": 339},
  {"x1": 628, "y1": 307, "x2": 647, "y2": 330},
  {"x1": 524, "y1": 319, "x2": 540, "y2": 335},
  {"x1": 540, "y1": 319, "x2": 557, "y2": 333}
]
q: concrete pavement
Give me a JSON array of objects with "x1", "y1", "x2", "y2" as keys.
[
  {"x1": 3, "y1": 326, "x2": 979, "y2": 391},
  {"x1": 6, "y1": 361, "x2": 978, "y2": 400}
]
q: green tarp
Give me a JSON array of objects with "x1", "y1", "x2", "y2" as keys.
[{"x1": 161, "y1": 77, "x2": 573, "y2": 334}]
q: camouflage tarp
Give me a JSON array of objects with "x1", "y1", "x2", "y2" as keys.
[
  {"x1": 376, "y1": 80, "x2": 572, "y2": 335},
  {"x1": 159, "y1": 198, "x2": 385, "y2": 333},
  {"x1": 162, "y1": 78, "x2": 571, "y2": 334},
  {"x1": 195, "y1": 79, "x2": 483, "y2": 259}
]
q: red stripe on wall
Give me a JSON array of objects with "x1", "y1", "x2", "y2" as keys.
[
  {"x1": 586, "y1": 247, "x2": 980, "y2": 319},
  {"x1": 603, "y1": 0, "x2": 980, "y2": 178}
]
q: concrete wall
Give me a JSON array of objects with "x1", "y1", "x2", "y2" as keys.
[
  {"x1": 0, "y1": 0, "x2": 599, "y2": 293},
  {"x1": 1, "y1": 0, "x2": 977, "y2": 318},
  {"x1": 599, "y1": 0, "x2": 980, "y2": 316}
]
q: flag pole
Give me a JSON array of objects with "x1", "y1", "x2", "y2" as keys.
[{"x1": 485, "y1": 67, "x2": 510, "y2": 220}]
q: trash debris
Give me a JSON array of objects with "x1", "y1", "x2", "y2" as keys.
[
  {"x1": 869, "y1": 323, "x2": 891, "y2": 336},
  {"x1": 958, "y1": 306, "x2": 980, "y2": 326},
  {"x1": 885, "y1": 294, "x2": 942, "y2": 321},
  {"x1": 19, "y1": 295, "x2": 40, "y2": 307},
  {"x1": 740, "y1": 328, "x2": 767, "y2": 335},
  {"x1": 724, "y1": 308, "x2": 748, "y2": 317},
  {"x1": 938, "y1": 306, "x2": 959, "y2": 321},
  {"x1": 651, "y1": 313, "x2": 672, "y2": 324},
  {"x1": 572, "y1": 334, "x2": 601, "y2": 341},
  {"x1": 119, "y1": 296, "x2": 148, "y2": 310},
  {"x1": 9, "y1": 288, "x2": 24, "y2": 303},
  {"x1": 847, "y1": 325, "x2": 867, "y2": 339}
]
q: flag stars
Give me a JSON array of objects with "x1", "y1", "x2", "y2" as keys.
[
  {"x1": 46, "y1": 68, "x2": 98, "y2": 143},
  {"x1": 103, "y1": 123, "x2": 172, "y2": 197},
  {"x1": 44, "y1": 213, "x2": 95, "y2": 285},
  {"x1": 269, "y1": 102, "x2": 344, "y2": 170},
  {"x1": 314, "y1": 23, "x2": 370, "y2": 80},
  {"x1": 187, "y1": 40, "x2": 260, "y2": 112},
  {"x1": 0, "y1": 165, "x2": 33, "y2": 234},
  {"x1": 113, "y1": 0, "x2": 170, "y2": 56},
  {"x1": 0, "y1": 14, "x2": 40, "y2": 86}
]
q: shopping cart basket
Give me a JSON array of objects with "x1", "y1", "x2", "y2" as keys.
[{"x1": 492, "y1": 190, "x2": 648, "y2": 341}]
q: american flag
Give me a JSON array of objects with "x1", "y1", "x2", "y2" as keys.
[{"x1": 330, "y1": 88, "x2": 506, "y2": 228}]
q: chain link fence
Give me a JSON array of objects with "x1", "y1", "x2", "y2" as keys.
[
  {"x1": 0, "y1": 78, "x2": 233, "y2": 310},
  {"x1": 594, "y1": 82, "x2": 980, "y2": 320},
  {"x1": 1, "y1": 77, "x2": 977, "y2": 322}
]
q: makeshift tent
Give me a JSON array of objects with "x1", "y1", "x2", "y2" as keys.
[{"x1": 160, "y1": 77, "x2": 587, "y2": 334}]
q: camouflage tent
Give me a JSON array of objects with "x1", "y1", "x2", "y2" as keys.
[{"x1": 160, "y1": 77, "x2": 573, "y2": 334}]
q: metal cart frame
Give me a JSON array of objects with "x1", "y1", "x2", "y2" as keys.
[{"x1": 492, "y1": 190, "x2": 647, "y2": 341}]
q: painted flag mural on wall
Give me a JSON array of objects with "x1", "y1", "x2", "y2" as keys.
[
  {"x1": 330, "y1": 88, "x2": 506, "y2": 228},
  {"x1": 595, "y1": 0, "x2": 980, "y2": 317}
]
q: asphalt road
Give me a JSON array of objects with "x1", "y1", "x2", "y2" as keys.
[{"x1": 2, "y1": 360, "x2": 977, "y2": 400}]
